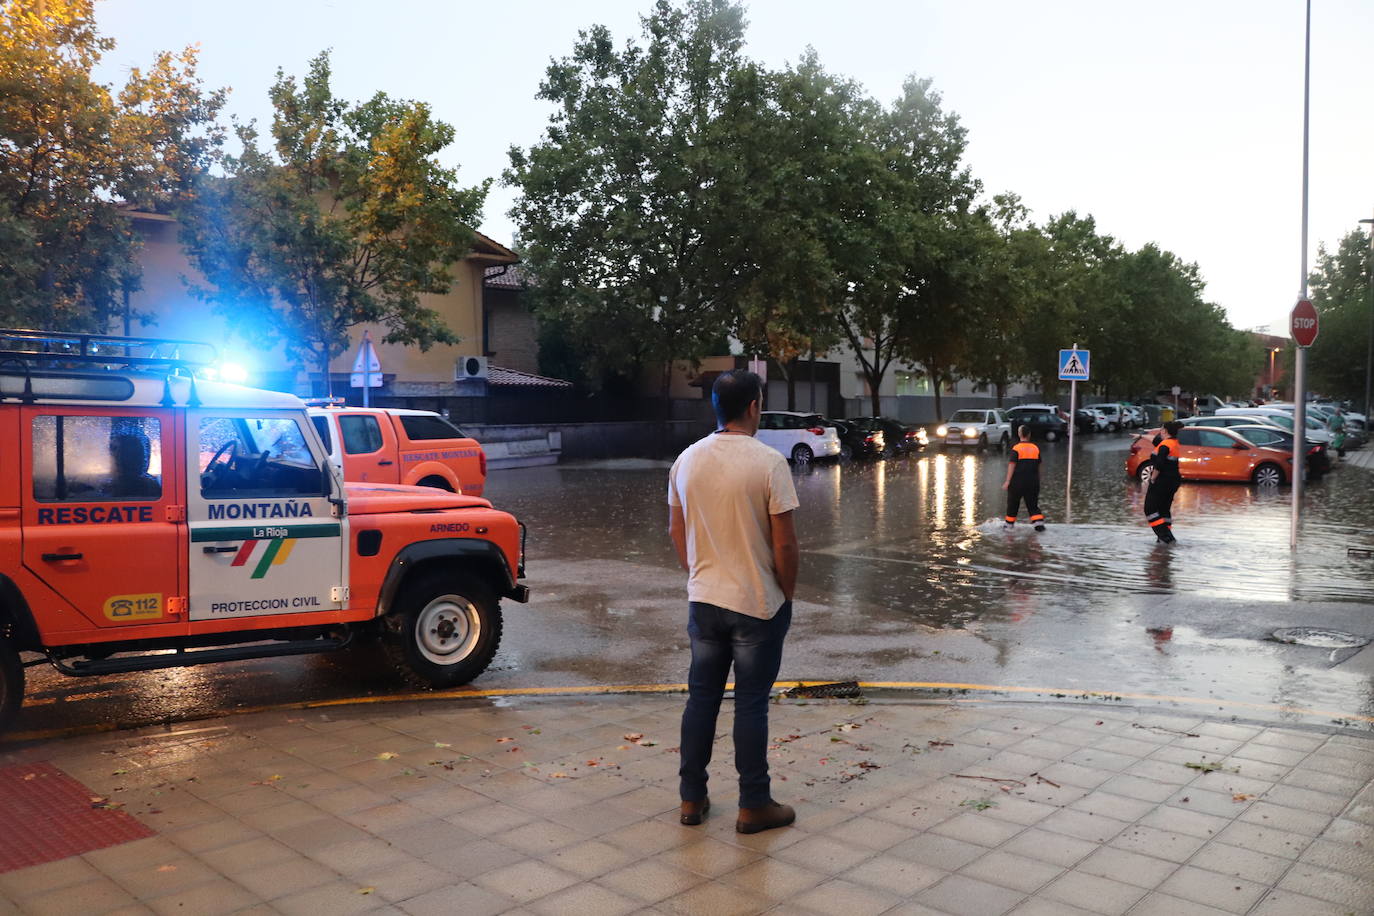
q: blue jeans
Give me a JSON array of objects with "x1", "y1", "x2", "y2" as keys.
[{"x1": 680, "y1": 600, "x2": 792, "y2": 808}]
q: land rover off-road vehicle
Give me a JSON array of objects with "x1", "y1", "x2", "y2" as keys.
[{"x1": 0, "y1": 330, "x2": 529, "y2": 733}]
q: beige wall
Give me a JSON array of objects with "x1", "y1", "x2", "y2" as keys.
[{"x1": 125, "y1": 214, "x2": 509, "y2": 392}]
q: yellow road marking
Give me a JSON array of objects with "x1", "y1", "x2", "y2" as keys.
[{"x1": 7, "y1": 680, "x2": 1371, "y2": 744}]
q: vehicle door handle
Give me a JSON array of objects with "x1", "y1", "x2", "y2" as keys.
[
  {"x1": 42, "y1": 552, "x2": 83, "y2": 562},
  {"x1": 202, "y1": 546, "x2": 239, "y2": 554},
  {"x1": 378, "y1": 460, "x2": 394, "y2": 466}
]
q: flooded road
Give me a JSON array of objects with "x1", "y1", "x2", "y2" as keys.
[{"x1": 14, "y1": 435, "x2": 1374, "y2": 739}]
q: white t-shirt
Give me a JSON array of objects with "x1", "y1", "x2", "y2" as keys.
[{"x1": 667, "y1": 433, "x2": 800, "y2": 620}]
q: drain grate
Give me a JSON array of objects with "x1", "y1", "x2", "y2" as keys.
[
  {"x1": 782, "y1": 681, "x2": 863, "y2": 699},
  {"x1": 0, "y1": 762, "x2": 154, "y2": 873},
  {"x1": 1271, "y1": 627, "x2": 1370, "y2": 650}
]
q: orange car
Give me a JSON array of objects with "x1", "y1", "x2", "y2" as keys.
[
  {"x1": 308, "y1": 406, "x2": 486, "y2": 496},
  {"x1": 1126, "y1": 426, "x2": 1299, "y2": 485}
]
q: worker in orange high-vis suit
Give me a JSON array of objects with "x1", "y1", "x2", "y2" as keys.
[
  {"x1": 1144, "y1": 420, "x2": 1182, "y2": 543},
  {"x1": 1001, "y1": 426, "x2": 1046, "y2": 532}
]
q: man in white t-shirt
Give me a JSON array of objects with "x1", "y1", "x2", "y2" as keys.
[{"x1": 668, "y1": 370, "x2": 800, "y2": 835}]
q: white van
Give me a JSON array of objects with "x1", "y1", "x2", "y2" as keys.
[{"x1": 1215, "y1": 407, "x2": 1333, "y2": 444}]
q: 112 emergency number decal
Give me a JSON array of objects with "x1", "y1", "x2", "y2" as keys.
[{"x1": 104, "y1": 593, "x2": 162, "y2": 621}]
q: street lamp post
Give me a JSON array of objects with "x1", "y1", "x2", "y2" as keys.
[
  {"x1": 1269, "y1": 347, "x2": 1280, "y2": 398},
  {"x1": 1360, "y1": 214, "x2": 1373, "y2": 421}
]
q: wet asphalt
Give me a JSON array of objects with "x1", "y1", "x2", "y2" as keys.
[{"x1": 14, "y1": 433, "x2": 1374, "y2": 739}]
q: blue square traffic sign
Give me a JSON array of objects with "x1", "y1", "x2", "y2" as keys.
[{"x1": 1058, "y1": 348, "x2": 1090, "y2": 381}]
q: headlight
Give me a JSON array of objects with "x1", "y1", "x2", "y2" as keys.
[
  {"x1": 963, "y1": 428, "x2": 978, "y2": 438},
  {"x1": 936, "y1": 425, "x2": 948, "y2": 437},
  {"x1": 916, "y1": 430, "x2": 928, "y2": 443}
]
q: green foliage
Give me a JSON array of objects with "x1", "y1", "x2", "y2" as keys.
[
  {"x1": 0, "y1": 0, "x2": 222, "y2": 330},
  {"x1": 1306, "y1": 231, "x2": 1372, "y2": 400},
  {"x1": 178, "y1": 51, "x2": 487, "y2": 379},
  {"x1": 506, "y1": 0, "x2": 754, "y2": 393}
]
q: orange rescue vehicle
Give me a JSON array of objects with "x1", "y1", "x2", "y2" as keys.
[
  {"x1": 307, "y1": 405, "x2": 487, "y2": 496},
  {"x1": 0, "y1": 330, "x2": 528, "y2": 733}
]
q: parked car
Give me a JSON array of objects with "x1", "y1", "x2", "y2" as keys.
[
  {"x1": 308, "y1": 405, "x2": 486, "y2": 495},
  {"x1": 1216, "y1": 407, "x2": 1336, "y2": 448},
  {"x1": 757, "y1": 411, "x2": 842, "y2": 465},
  {"x1": 935, "y1": 409, "x2": 1012, "y2": 448},
  {"x1": 1091, "y1": 404, "x2": 1130, "y2": 432},
  {"x1": 829, "y1": 418, "x2": 886, "y2": 461},
  {"x1": 1125, "y1": 426, "x2": 1300, "y2": 486},
  {"x1": 1178, "y1": 415, "x2": 1284, "y2": 433},
  {"x1": 1005, "y1": 405, "x2": 1069, "y2": 441},
  {"x1": 1225, "y1": 424, "x2": 1330, "y2": 478},
  {"x1": 1073, "y1": 408, "x2": 1106, "y2": 433},
  {"x1": 851, "y1": 416, "x2": 928, "y2": 455},
  {"x1": 1124, "y1": 405, "x2": 1148, "y2": 427}
]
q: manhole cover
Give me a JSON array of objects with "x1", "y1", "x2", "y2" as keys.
[{"x1": 1271, "y1": 627, "x2": 1370, "y2": 650}]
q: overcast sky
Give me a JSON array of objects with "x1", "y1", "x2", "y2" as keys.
[{"x1": 94, "y1": 0, "x2": 1374, "y2": 335}]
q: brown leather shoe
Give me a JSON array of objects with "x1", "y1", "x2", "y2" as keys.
[
  {"x1": 736, "y1": 801, "x2": 795, "y2": 834},
  {"x1": 680, "y1": 797, "x2": 710, "y2": 826}
]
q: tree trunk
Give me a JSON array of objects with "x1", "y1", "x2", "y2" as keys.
[
  {"x1": 929, "y1": 368, "x2": 943, "y2": 421},
  {"x1": 659, "y1": 361, "x2": 672, "y2": 457},
  {"x1": 320, "y1": 349, "x2": 332, "y2": 401},
  {"x1": 995, "y1": 380, "x2": 1006, "y2": 406}
]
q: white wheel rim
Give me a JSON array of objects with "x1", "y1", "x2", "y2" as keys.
[
  {"x1": 415, "y1": 594, "x2": 480, "y2": 665},
  {"x1": 1257, "y1": 468, "x2": 1280, "y2": 486}
]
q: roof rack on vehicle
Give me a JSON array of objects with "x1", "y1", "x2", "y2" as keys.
[{"x1": 0, "y1": 328, "x2": 218, "y2": 370}]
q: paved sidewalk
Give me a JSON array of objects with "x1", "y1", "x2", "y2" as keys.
[{"x1": 0, "y1": 694, "x2": 1370, "y2": 915}]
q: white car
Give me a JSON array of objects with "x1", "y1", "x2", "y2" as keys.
[
  {"x1": 756, "y1": 411, "x2": 842, "y2": 465},
  {"x1": 936, "y1": 409, "x2": 1011, "y2": 448},
  {"x1": 1215, "y1": 407, "x2": 1333, "y2": 445},
  {"x1": 1091, "y1": 404, "x2": 1130, "y2": 431}
]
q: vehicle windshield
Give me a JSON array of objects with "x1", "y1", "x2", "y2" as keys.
[{"x1": 949, "y1": 411, "x2": 984, "y2": 422}]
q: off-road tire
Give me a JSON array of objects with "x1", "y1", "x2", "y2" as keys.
[
  {"x1": 0, "y1": 639, "x2": 24, "y2": 735},
  {"x1": 998, "y1": 433, "x2": 1009, "y2": 449},
  {"x1": 977, "y1": 434, "x2": 989, "y2": 450},
  {"x1": 791, "y1": 444, "x2": 813, "y2": 467},
  {"x1": 1252, "y1": 463, "x2": 1285, "y2": 487},
  {"x1": 417, "y1": 475, "x2": 454, "y2": 492},
  {"x1": 383, "y1": 571, "x2": 502, "y2": 689}
]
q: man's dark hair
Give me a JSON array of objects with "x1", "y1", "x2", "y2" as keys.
[
  {"x1": 712, "y1": 370, "x2": 763, "y2": 426},
  {"x1": 1164, "y1": 420, "x2": 1183, "y2": 436}
]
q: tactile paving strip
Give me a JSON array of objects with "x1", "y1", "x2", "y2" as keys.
[{"x1": 0, "y1": 761, "x2": 153, "y2": 872}]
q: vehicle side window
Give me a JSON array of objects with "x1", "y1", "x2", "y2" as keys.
[
  {"x1": 32, "y1": 415, "x2": 162, "y2": 501},
  {"x1": 311, "y1": 416, "x2": 334, "y2": 453},
  {"x1": 339, "y1": 415, "x2": 384, "y2": 454},
  {"x1": 1177, "y1": 429, "x2": 1201, "y2": 446},
  {"x1": 199, "y1": 417, "x2": 324, "y2": 498},
  {"x1": 1247, "y1": 430, "x2": 1281, "y2": 445},
  {"x1": 399, "y1": 414, "x2": 466, "y2": 440},
  {"x1": 1197, "y1": 430, "x2": 1235, "y2": 448}
]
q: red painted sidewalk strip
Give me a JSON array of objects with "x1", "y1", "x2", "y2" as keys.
[{"x1": 0, "y1": 762, "x2": 153, "y2": 873}]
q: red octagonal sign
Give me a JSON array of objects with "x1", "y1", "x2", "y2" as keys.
[{"x1": 1291, "y1": 298, "x2": 1319, "y2": 347}]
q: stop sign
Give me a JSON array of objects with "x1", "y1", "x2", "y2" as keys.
[{"x1": 1291, "y1": 298, "x2": 1319, "y2": 347}]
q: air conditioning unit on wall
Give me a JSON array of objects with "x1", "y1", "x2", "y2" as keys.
[{"x1": 455, "y1": 356, "x2": 489, "y2": 381}]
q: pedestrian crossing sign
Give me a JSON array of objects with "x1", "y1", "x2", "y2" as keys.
[{"x1": 1058, "y1": 348, "x2": 1090, "y2": 381}]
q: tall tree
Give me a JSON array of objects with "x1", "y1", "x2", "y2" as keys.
[
  {"x1": 506, "y1": 0, "x2": 754, "y2": 398},
  {"x1": 728, "y1": 52, "x2": 864, "y2": 408},
  {"x1": 836, "y1": 76, "x2": 978, "y2": 417},
  {"x1": 1306, "y1": 230, "x2": 1373, "y2": 401},
  {"x1": 0, "y1": 0, "x2": 222, "y2": 330},
  {"x1": 179, "y1": 52, "x2": 487, "y2": 386}
]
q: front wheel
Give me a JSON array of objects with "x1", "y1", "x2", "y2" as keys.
[
  {"x1": 0, "y1": 639, "x2": 23, "y2": 735},
  {"x1": 1044, "y1": 430, "x2": 1057, "y2": 442},
  {"x1": 384, "y1": 572, "x2": 503, "y2": 689},
  {"x1": 791, "y1": 444, "x2": 813, "y2": 467},
  {"x1": 998, "y1": 433, "x2": 1009, "y2": 449},
  {"x1": 1252, "y1": 463, "x2": 1285, "y2": 487}
]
